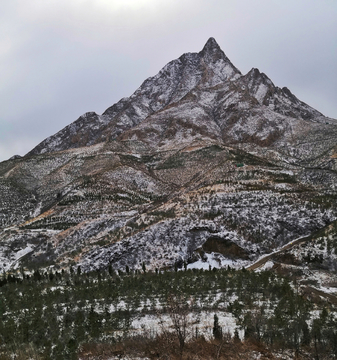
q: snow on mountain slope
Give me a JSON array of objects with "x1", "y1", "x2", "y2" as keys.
[
  {"x1": 27, "y1": 38, "x2": 240, "y2": 156},
  {"x1": 1, "y1": 38, "x2": 337, "y2": 276},
  {"x1": 27, "y1": 37, "x2": 335, "y2": 159}
]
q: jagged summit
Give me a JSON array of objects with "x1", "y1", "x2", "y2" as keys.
[
  {"x1": 201, "y1": 37, "x2": 223, "y2": 55},
  {"x1": 200, "y1": 37, "x2": 232, "y2": 62},
  {"x1": 198, "y1": 37, "x2": 241, "y2": 83},
  {"x1": 26, "y1": 38, "x2": 335, "y2": 157},
  {"x1": 27, "y1": 38, "x2": 241, "y2": 156}
]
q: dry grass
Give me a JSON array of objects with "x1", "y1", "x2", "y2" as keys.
[{"x1": 78, "y1": 335, "x2": 278, "y2": 360}]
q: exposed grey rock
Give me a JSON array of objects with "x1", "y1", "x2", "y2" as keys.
[{"x1": 1, "y1": 38, "x2": 337, "y2": 274}]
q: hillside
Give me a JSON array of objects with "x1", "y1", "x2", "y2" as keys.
[
  {"x1": 1, "y1": 37, "x2": 337, "y2": 360},
  {"x1": 0, "y1": 37, "x2": 336, "y2": 283}
]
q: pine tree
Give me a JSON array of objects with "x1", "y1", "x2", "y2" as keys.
[
  {"x1": 234, "y1": 328, "x2": 240, "y2": 343},
  {"x1": 301, "y1": 321, "x2": 311, "y2": 346},
  {"x1": 33, "y1": 269, "x2": 42, "y2": 281},
  {"x1": 213, "y1": 313, "x2": 222, "y2": 339}
]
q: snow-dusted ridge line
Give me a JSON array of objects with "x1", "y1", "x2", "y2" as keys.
[{"x1": 25, "y1": 37, "x2": 336, "y2": 158}]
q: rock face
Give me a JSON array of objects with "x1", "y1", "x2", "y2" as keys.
[
  {"x1": 27, "y1": 38, "x2": 336, "y2": 158},
  {"x1": 1, "y1": 38, "x2": 337, "y2": 274},
  {"x1": 27, "y1": 38, "x2": 240, "y2": 155}
]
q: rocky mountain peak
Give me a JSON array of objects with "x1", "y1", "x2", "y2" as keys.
[
  {"x1": 201, "y1": 37, "x2": 222, "y2": 53},
  {"x1": 199, "y1": 37, "x2": 239, "y2": 72},
  {"x1": 245, "y1": 68, "x2": 273, "y2": 86},
  {"x1": 26, "y1": 38, "x2": 334, "y2": 157}
]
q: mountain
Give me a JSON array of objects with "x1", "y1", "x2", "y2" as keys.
[
  {"x1": 27, "y1": 38, "x2": 337, "y2": 163},
  {"x1": 1, "y1": 38, "x2": 337, "y2": 293},
  {"x1": 27, "y1": 38, "x2": 241, "y2": 156}
]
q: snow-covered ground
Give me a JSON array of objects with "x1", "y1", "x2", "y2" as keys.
[
  {"x1": 0, "y1": 243, "x2": 34, "y2": 272},
  {"x1": 127, "y1": 311, "x2": 243, "y2": 341},
  {"x1": 187, "y1": 252, "x2": 249, "y2": 270}
]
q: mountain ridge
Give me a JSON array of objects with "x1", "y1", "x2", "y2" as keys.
[
  {"x1": 26, "y1": 38, "x2": 335, "y2": 161},
  {"x1": 1, "y1": 38, "x2": 337, "y2": 283}
]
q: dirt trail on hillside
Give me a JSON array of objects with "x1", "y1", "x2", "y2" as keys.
[
  {"x1": 247, "y1": 235, "x2": 311, "y2": 271},
  {"x1": 246, "y1": 228, "x2": 337, "y2": 303},
  {"x1": 304, "y1": 286, "x2": 337, "y2": 304}
]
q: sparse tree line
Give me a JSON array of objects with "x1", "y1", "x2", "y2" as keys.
[{"x1": 0, "y1": 266, "x2": 337, "y2": 359}]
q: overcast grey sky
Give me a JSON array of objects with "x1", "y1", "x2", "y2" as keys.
[{"x1": 1, "y1": 0, "x2": 336, "y2": 161}]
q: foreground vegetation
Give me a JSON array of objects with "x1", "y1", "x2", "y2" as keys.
[{"x1": 0, "y1": 266, "x2": 337, "y2": 359}]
